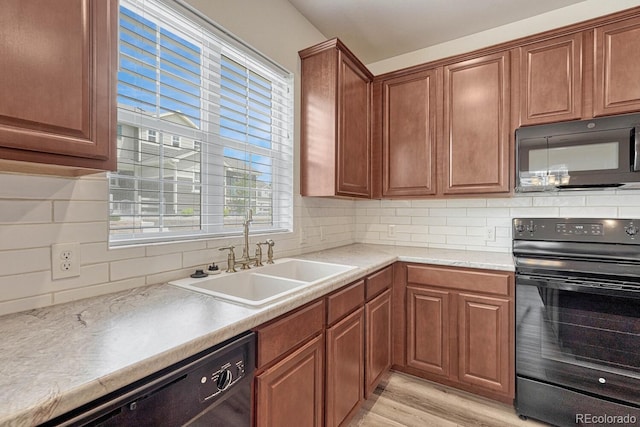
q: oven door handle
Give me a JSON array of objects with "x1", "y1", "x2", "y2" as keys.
[{"x1": 517, "y1": 274, "x2": 640, "y2": 298}]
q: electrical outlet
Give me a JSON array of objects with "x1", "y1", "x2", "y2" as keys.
[
  {"x1": 299, "y1": 227, "x2": 307, "y2": 245},
  {"x1": 52, "y1": 243, "x2": 80, "y2": 280},
  {"x1": 485, "y1": 226, "x2": 496, "y2": 241},
  {"x1": 388, "y1": 224, "x2": 396, "y2": 237},
  {"x1": 320, "y1": 226, "x2": 326, "y2": 241}
]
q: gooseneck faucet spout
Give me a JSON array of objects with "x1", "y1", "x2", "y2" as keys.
[{"x1": 242, "y1": 209, "x2": 253, "y2": 260}]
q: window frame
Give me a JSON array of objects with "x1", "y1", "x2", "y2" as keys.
[{"x1": 108, "y1": 0, "x2": 294, "y2": 247}]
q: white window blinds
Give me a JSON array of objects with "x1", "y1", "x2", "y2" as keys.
[{"x1": 110, "y1": 0, "x2": 293, "y2": 245}]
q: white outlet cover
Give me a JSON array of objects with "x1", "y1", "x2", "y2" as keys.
[{"x1": 51, "y1": 243, "x2": 80, "y2": 280}]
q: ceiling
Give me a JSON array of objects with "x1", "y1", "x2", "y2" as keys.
[{"x1": 287, "y1": 0, "x2": 586, "y2": 64}]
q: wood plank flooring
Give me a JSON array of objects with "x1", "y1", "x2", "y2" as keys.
[{"x1": 349, "y1": 372, "x2": 550, "y2": 427}]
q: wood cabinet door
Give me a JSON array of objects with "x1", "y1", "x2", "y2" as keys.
[
  {"x1": 519, "y1": 33, "x2": 583, "y2": 125},
  {"x1": 457, "y1": 293, "x2": 510, "y2": 394},
  {"x1": 381, "y1": 69, "x2": 439, "y2": 197},
  {"x1": 594, "y1": 16, "x2": 640, "y2": 116},
  {"x1": 255, "y1": 334, "x2": 324, "y2": 427},
  {"x1": 365, "y1": 289, "x2": 392, "y2": 397},
  {"x1": 406, "y1": 286, "x2": 450, "y2": 377},
  {"x1": 326, "y1": 307, "x2": 365, "y2": 427},
  {"x1": 0, "y1": 0, "x2": 116, "y2": 171},
  {"x1": 442, "y1": 51, "x2": 510, "y2": 194},
  {"x1": 337, "y1": 52, "x2": 371, "y2": 198}
]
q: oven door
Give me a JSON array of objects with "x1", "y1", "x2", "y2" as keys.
[{"x1": 516, "y1": 273, "x2": 640, "y2": 406}]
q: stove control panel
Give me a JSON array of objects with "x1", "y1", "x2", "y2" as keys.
[
  {"x1": 555, "y1": 223, "x2": 603, "y2": 236},
  {"x1": 513, "y1": 218, "x2": 639, "y2": 243}
]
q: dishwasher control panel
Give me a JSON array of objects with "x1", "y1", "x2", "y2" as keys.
[{"x1": 198, "y1": 351, "x2": 247, "y2": 401}]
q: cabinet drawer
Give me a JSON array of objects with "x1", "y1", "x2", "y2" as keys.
[
  {"x1": 326, "y1": 280, "x2": 365, "y2": 325},
  {"x1": 365, "y1": 266, "x2": 392, "y2": 300},
  {"x1": 256, "y1": 300, "x2": 325, "y2": 368},
  {"x1": 407, "y1": 264, "x2": 512, "y2": 296}
]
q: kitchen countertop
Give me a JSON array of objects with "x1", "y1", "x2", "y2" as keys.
[{"x1": 0, "y1": 243, "x2": 514, "y2": 426}]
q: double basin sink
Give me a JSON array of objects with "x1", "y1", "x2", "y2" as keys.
[{"x1": 169, "y1": 259, "x2": 357, "y2": 307}]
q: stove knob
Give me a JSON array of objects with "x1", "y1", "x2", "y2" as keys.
[
  {"x1": 514, "y1": 223, "x2": 525, "y2": 233},
  {"x1": 625, "y1": 225, "x2": 639, "y2": 236},
  {"x1": 217, "y1": 369, "x2": 233, "y2": 391}
]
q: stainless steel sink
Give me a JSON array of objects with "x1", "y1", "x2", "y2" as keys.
[{"x1": 169, "y1": 258, "x2": 357, "y2": 307}]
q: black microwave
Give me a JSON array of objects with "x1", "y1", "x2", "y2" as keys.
[{"x1": 515, "y1": 113, "x2": 640, "y2": 192}]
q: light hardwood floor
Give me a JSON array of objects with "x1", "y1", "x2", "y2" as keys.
[{"x1": 349, "y1": 372, "x2": 550, "y2": 427}]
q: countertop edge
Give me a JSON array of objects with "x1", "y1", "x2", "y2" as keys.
[{"x1": 0, "y1": 244, "x2": 514, "y2": 425}]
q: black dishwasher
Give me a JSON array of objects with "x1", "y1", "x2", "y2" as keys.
[{"x1": 42, "y1": 331, "x2": 255, "y2": 427}]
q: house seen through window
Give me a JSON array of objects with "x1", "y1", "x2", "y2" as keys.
[{"x1": 109, "y1": 0, "x2": 293, "y2": 245}]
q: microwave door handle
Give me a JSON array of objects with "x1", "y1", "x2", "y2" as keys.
[{"x1": 634, "y1": 125, "x2": 640, "y2": 172}]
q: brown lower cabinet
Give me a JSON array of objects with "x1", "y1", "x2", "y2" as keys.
[
  {"x1": 253, "y1": 262, "x2": 513, "y2": 424},
  {"x1": 255, "y1": 333, "x2": 325, "y2": 427},
  {"x1": 326, "y1": 307, "x2": 365, "y2": 427},
  {"x1": 400, "y1": 263, "x2": 515, "y2": 403},
  {"x1": 253, "y1": 266, "x2": 393, "y2": 427}
]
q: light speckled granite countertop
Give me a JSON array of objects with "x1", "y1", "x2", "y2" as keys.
[{"x1": 0, "y1": 243, "x2": 513, "y2": 426}]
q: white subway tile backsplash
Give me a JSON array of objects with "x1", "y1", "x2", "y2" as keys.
[
  {"x1": 509, "y1": 207, "x2": 560, "y2": 217},
  {"x1": 81, "y1": 243, "x2": 146, "y2": 265},
  {"x1": 3, "y1": 166, "x2": 640, "y2": 318},
  {"x1": 380, "y1": 216, "x2": 411, "y2": 225},
  {"x1": 533, "y1": 196, "x2": 586, "y2": 207},
  {"x1": 587, "y1": 194, "x2": 640, "y2": 206},
  {"x1": 0, "y1": 271, "x2": 52, "y2": 300},
  {"x1": 429, "y1": 208, "x2": 467, "y2": 217},
  {"x1": 412, "y1": 216, "x2": 446, "y2": 225},
  {"x1": 0, "y1": 248, "x2": 50, "y2": 276},
  {"x1": 0, "y1": 200, "x2": 51, "y2": 224},
  {"x1": 54, "y1": 201, "x2": 108, "y2": 223},
  {"x1": 446, "y1": 198, "x2": 487, "y2": 207},
  {"x1": 353, "y1": 189, "x2": 640, "y2": 252},
  {"x1": 0, "y1": 294, "x2": 52, "y2": 317},
  {"x1": 110, "y1": 254, "x2": 183, "y2": 281},
  {"x1": 618, "y1": 207, "x2": 640, "y2": 217},
  {"x1": 53, "y1": 277, "x2": 145, "y2": 305},
  {"x1": 487, "y1": 196, "x2": 532, "y2": 207},
  {"x1": 429, "y1": 225, "x2": 466, "y2": 235},
  {"x1": 466, "y1": 207, "x2": 511, "y2": 218},
  {"x1": 411, "y1": 199, "x2": 447, "y2": 208},
  {"x1": 49, "y1": 264, "x2": 110, "y2": 292},
  {"x1": 559, "y1": 206, "x2": 618, "y2": 217},
  {"x1": 396, "y1": 208, "x2": 429, "y2": 217}
]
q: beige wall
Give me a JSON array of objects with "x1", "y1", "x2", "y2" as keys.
[{"x1": 367, "y1": 0, "x2": 640, "y2": 74}]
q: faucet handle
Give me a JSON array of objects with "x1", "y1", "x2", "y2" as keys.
[
  {"x1": 218, "y1": 246, "x2": 236, "y2": 272},
  {"x1": 264, "y1": 239, "x2": 275, "y2": 264}
]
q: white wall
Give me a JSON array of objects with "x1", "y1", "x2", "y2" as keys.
[
  {"x1": 356, "y1": 190, "x2": 640, "y2": 252},
  {"x1": 0, "y1": 0, "x2": 356, "y2": 316}
]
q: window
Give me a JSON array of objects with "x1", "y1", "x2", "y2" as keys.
[{"x1": 109, "y1": 0, "x2": 293, "y2": 245}]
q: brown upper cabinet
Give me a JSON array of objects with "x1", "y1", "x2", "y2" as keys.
[
  {"x1": 442, "y1": 51, "x2": 511, "y2": 195},
  {"x1": 300, "y1": 7, "x2": 640, "y2": 200},
  {"x1": 518, "y1": 13, "x2": 640, "y2": 123},
  {"x1": 518, "y1": 33, "x2": 583, "y2": 125},
  {"x1": 299, "y1": 39, "x2": 373, "y2": 198},
  {"x1": 594, "y1": 15, "x2": 640, "y2": 116},
  {"x1": 377, "y1": 68, "x2": 440, "y2": 197},
  {"x1": 0, "y1": 0, "x2": 117, "y2": 175}
]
